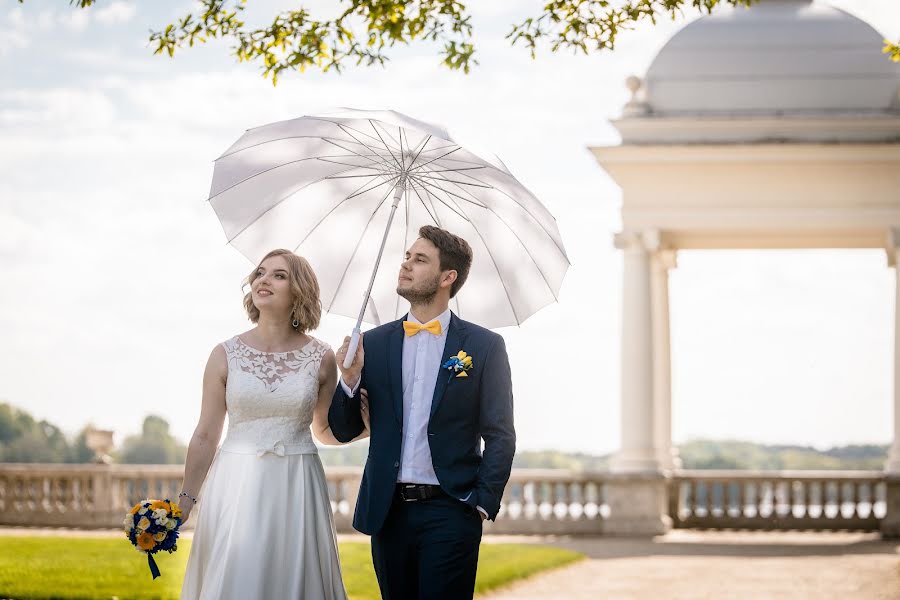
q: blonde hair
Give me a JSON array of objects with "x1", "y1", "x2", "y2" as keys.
[{"x1": 243, "y1": 249, "x2": 321, "y2": 332}]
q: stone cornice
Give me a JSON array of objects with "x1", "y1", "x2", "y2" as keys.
[{"x1": 609, "y1": 115, "x2": 900, "y2": 145}]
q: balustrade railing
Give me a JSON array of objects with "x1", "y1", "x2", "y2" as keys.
[
  {"x1": 0, "y1": 464, "x2": 891, "y2": 534},
  {"x1": 669, "y1": 470, "x2": 886, "y2": 531}
]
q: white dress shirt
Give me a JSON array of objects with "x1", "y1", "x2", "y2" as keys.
[{"x1": 341, "y1": 308, "x2": 488, "y2": 518}]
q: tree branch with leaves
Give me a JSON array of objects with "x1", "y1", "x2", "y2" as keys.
[{"x1": 18, "y1": 0, "x2": 900, "y2": 83}]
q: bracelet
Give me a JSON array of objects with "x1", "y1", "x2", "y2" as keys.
[{"x1": 178, "y1": 491, "x2": 198, "y2": 505}]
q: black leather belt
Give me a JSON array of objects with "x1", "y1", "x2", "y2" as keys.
[{"x1": 397, "y1": 483, "x2": 444, "y2": 502}]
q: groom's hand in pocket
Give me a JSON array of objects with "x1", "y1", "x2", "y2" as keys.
[{"x1": 360, "y1": 388, "x2": 371, "y2": 430}]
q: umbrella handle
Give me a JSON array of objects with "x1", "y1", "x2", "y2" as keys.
[
  {"x1": 342, "y1": 327, "x2": 361, "y2": 370},
  {"x1": 341, "y1": 180, "x2": 404, "y2": 371}
]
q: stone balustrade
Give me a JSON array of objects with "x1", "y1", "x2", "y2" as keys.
[
  {"x1": 669, "y1": 470, "x2": 887, "y2": 531},
  {"x1": 0, "y1": 464, "x2": 895, "y2": 536}
]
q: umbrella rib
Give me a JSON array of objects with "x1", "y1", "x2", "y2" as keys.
[
  {"x1": 368, "y1": 120, "x2": 403, "y2": 171},
  {"x1": 318, "y1": 137, "x2": 399, "y2": 175},
  {"x1": 411, "y1": 173, "x2": 492, "y2": 189},
  {"x1": 371, "y1": 120, "x2": 404, "y2": 152},
  {"x1": 407, "y1": 175, "x2": 470, "y2": 222},
  {"x1": 421, "y1": 181, "x2": 523, "y2": 325},
  {"x1": 222, "y1": 163, "x2": 362, "y2": 243},
  {"x1": 291, "y1": 174, "x2": 386, "y2": 249},
  {"x1": 422, "y1": 161, "x2": 570, "y2": 262},
  {"x1": 408, "y1": 147, "x2": 462, "y2": 173},
  {"x1": 316, "y1": 158, "x2": 388, "y2": 171},
  {"x1": 311, "y1": 117, "x2": 402, "y2": 153},
  {"x1": 345, "y1": 175, "x2": 398, "y2": 201},
  {"x1": 338, "y1": 123, "x2": 403, "y2": 172},
  {"x1": 217, "y1": 132, "x2": 391, "y2": 161},
  {"x1": 416, "y1": 164, "x2": 562, "y2": 300},
  {"x1": 324, "y1": 134, "x2": 399, "y2": 173},
  {"x1": 408, "y1": 180, "x2": 441, "y2": 226},
  {"x1": 417, "y1": 156, "x2": 495, "y2": 170},
  {"x1": 325, "y1": 176, "x2": 401, "y2": 313},
  {"x1": 407, "y1": 135, "x2": 433, "y2": 171},
  {"x1": 413, "y1": 142, "x2": 457, "y2": 155},
  {"x1": 208, "y1": 156, "x2": 328, "y2": 201},
  {"x1": 408, "y1": 174, "x2": 487, "y2": 209}
]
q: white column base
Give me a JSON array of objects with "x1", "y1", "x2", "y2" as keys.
[{"x1": 604, "y1": 474, "x2": 672, "y2": 536}]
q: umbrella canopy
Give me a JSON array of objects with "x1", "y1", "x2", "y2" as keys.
[{"x1": 209, "y1": 108, "x2": 569, "y2": 329}]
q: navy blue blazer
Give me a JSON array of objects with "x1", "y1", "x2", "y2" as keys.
[{"x1": 328, "y1": 312, "x2": 516, "y2": 536}]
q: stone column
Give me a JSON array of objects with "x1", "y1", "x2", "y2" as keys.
[
  {"x1": 610, "y1": 231, "x2": 662, "y2": 473},
  {"x1": 606, "y1": 231, "x2": 670, "y2": 536},
  {"x1": 888, "y1": 228, "x2": 900, "y2": 474},
  {"x1": 651, "y1": 249, "x2": 682, "y2": 471},
  {"x1": 884, "y1": 228, "x2": 900, "y2": 539}
]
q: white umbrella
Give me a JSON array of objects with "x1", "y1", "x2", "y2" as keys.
[{"x1": 208, "y1": 108, "x2": 569, "y2": 367}]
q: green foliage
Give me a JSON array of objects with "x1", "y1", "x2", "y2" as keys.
[
  {"x1": 0, "y1": 403, "x2": 74, "y2": 463},
  {"x1": 0, "y1": 536, "x2": 582, "y2": 600},
  {"x1": 507, "y1": 0, "x2": 753, "y2": 57},
  {"x1": 676, "y1": 440, "x2": 888, "y2": 470},
  {"x1": 117, "y1": 415, "x2": 187, "y2": 464},
  {"x1": 20, "y1": 0, "x2": 899, "y2": 84},
  {"x1": 513, "y1": 449, "x2": 608, "y2": 471},
  {"x1": 146, "y1": 0, "x2": 475, "y2": 85}
]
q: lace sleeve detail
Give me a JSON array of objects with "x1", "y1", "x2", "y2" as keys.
[{"x1": 310, "y1": 338, "x2": 331, "y2": 372}]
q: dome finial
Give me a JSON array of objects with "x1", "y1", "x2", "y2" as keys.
[{"x1": 623, "y1": 75, "x2": 650, "y2": 117}]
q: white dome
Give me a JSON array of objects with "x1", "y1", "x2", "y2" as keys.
[{"x1": 644, "y1": 0, "x2": 900, "y2": 115}]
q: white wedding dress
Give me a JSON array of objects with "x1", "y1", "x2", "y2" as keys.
[{"x1": 181, "y1": 335, "x2": 347, "y2": 600}]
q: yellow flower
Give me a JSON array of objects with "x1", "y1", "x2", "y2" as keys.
[
  {"x1": 150, "y1": 500, "x2": 169, "y2": 511},
  {"x1": 136, "y1": 531, "x2": 156, "y2": 551},
  {"x1": 153, "y1": 531, "x2": 167, "y2": 542},
  {"x1": 456, "y1": 351, "x2": 467, "y2": 359},
  {"x1": 462, "y1": 356, "x2": 472, "y2": 366},
  {"x1": 170, "y1": 503, "x2": 183, "y2": 518},
  {"x1": 137, "y1": 516, "x2": 151, "y2": 530},
  {"x1": 129, "y1": 503, "x2": 142, "y2": 515}
]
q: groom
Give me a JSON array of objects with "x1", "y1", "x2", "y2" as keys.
[{"x1": 329, "y1": 225, "x2": 516, "y2": 600}]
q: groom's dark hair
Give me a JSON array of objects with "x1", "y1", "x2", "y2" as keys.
[{"x1": 419, "y1": 225, "x2": 473, "y2": 298}]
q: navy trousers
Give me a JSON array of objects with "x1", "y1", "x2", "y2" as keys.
[{"x1": 370, "y1": 488, "x2": 483, "y2": 600}]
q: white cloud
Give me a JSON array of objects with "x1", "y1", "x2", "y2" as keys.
[
  {"x1": 64, "y1": 9, "x2": 90, "y2": 32},
  {"x1": 0, "y1": 8, "x2": 30, "y2": 56},
  {"x1": 95, "y1": 2, "x2": 137, "y2": 25}
]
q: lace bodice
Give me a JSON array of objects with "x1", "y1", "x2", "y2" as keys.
[{"x1": 220, "y1": 335, "x2": 330, "y2": 451}]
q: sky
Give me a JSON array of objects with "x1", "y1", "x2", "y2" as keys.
[{"x1": 1, "y1": 0, "x2": 898, "y2": 455}]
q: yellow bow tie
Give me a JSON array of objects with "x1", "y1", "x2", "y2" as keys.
[{"x1": 403, "y1": 320, "x2": 442, "y2": 337}]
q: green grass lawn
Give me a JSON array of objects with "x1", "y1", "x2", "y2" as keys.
[{"x1": 0, "y1": 535, "x2": 583, "y2": 600}]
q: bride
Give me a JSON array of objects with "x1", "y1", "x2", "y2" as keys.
[{"x1": 178, "y1": 249, "x2": 366, "y2": 600}]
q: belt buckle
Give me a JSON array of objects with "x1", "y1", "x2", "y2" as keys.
[{"x1": 402, "y1": 484, "x2": 420, "y2": 502}]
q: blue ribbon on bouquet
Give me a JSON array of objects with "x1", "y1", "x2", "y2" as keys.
[{"x1": 148, "y1": 554, "x2": 161, "y2": 579}]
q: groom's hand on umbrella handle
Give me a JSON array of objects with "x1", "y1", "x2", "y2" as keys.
[{"x1": 338, "y1": 334, "x2": 364, "y2": 389}]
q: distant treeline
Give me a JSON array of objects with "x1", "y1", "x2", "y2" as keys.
[
  {"x1": 319, "y1": 439, "x2": 889, "y2": 471},
  {"x1": 0, "y1": 402, "x2": 889, "y2": 469},
  {"x1": 0, "y1": 403, "x2": 186, "y2": 464}
]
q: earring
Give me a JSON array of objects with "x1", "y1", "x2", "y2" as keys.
[{"x1": 291, "y1": 312, "x2": 300, "y2": 329}]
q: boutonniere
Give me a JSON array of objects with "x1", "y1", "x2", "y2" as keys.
[{"x1": 442, "y1": 351, "x2": 473, "y2": 382}]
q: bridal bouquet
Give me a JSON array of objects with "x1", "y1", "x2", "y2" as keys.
[{"x1": 123, "y1": 498, "x2": 183, "y2": 579}]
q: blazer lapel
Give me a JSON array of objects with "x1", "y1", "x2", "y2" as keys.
[
  {"x1": 386, "y1": 319, "x2": 404, "y2": 425},
  {"x1": 430, "y1": 313, "x2": 469, "y2": 418}
]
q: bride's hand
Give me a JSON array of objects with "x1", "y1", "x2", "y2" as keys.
[
  {"x1": 178, "y1": 501, "x2": 193, "y2": 524},
  {"x1": 360, "y1": 388, "x2": 371, "y2": 430}
]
